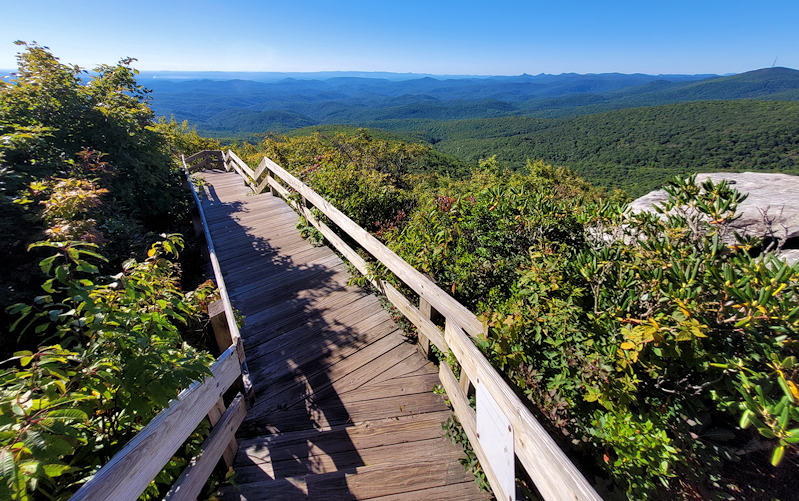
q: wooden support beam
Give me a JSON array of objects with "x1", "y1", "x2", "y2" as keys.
[
  {"x1": 459, "y1": 370, "x2": 472, "y2": 396},
  {"x1": 165, "y1": 394, "x2": 247, "y2": 501},
  {"x1": 226, "y1": 150, "x2": 256, "y2": 181},
  {"x1": 417, "y1": 298, "x2": 433, "y2": 358},
  {"x1": 208, "y1": 300, "x2": 253, "y2": 406},
  {"x1": 206, "y1": 397, "x2": 237, "y2": 466},
  {"x1": 209, "y1": 300, "x2": 233, "y2": 353}
]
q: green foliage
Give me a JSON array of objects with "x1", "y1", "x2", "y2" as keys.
[
  {"x1": 479, "y1": 175, "x2": 798, "y2": 496},
  {"x1": 1, "y1": 236, "x2": 214, "y2": 499},
  {"x1": 0, "y1": 43, "x2": 215, "y2": 355},
  {"x1": 585, "y1": 411, "x2": 678, "y2": 495},
  {"x1": 442, "y1": 415, "x2": 491, "y2": 492},
  {"x1": 368, "y1": 100, "x2": 799, "y2": 197},
  {"x1": 152, "y1": 117, "x2": 221, "y2": 156},
  {"x1": 0, "y1": 44, "x2": 224, "y2": 499},
  {"x1": 246, "y1": 127, "x2": 798, "y2": 498}
]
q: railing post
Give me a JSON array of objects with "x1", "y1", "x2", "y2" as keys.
[
  {"x1": 268, "y1": 167, "x2": 277, "y2": 196},
  {"x1": 417, "y1": 298, "x2": 433, "y2": 358},
  {"x1": 209, "y1": 300, "x2": 233, "y2": 353},
  {"x1": 206, "y1": 396, "x2": 237, "y2": 467},
  {"x1": 221, "y1": 150, "x2": 231, "y2": 172},
  {"x1": 208, "y1": 300, "x2": 254, "y2": 405},
  {"x1": 459, "y1": 368, "x2": 472, "y2": 396}
]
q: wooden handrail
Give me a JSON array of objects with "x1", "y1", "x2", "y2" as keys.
[
  {"x1": 252, "y1": 154, "x2": 483, "y2": 337},
  {"x1": 182, "y1": 154, "x2": 251, "y2": 389},
  {"x1": 70, "y1": 156, "x2": 257, "y2": 500},
  {"x1": 70, "y1": 347, "x2": 242, "y2": 501},
  {"x1": 207, "y1": 149, "x2": 602, "y2": 501}
]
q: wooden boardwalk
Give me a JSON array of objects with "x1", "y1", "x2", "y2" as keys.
[{"x1": 196, "y1": 169, "x2": 487, "y2": 500}]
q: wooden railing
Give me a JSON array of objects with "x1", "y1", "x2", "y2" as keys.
[
  {"x1": 68, "y1": 156, "x2": 253, "y2": 501},
  {"x1": 186, "y1": 150, "x2": 603, "y2": 501}
]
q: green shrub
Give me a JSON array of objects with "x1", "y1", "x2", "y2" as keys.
[
  {"x1": 1, "y1": 236, "x2": 214, "y2": 499},
  {"x1": 244, "y1": 128, "x2": 798, "y2": 498}
]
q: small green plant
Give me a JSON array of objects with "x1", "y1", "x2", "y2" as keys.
[
  {"x1": 296, "y1": 216, "x2": 324, "y2": 246},
  {"x1": 442, "y1": 415, "x2": 491, "y2": 493}
]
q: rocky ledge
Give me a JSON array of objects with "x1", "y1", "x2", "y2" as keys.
[{"x1": 630, "y1": 172, "x2": 799, "y2": 264}]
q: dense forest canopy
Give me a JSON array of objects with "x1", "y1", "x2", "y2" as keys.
[
  {"x1": 141, "y1": 67, "x2": 799, "y2": 197},
  {"x1": 144, "y1": 66, "x2": 799, "y2": 136},
  {"x1": 352, "y1": 100, "x2": 799, "y2": 196}
]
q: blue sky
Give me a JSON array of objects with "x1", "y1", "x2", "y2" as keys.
[{"x1": 1, "y1": 0, "x2": 797, "y2": 75}]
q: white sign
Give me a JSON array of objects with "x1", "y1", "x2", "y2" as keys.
[{"x1": 476, "y1": 375, "x2": 515, "y2": 501}]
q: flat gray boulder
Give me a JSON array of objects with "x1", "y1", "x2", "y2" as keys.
[{"x1": 630, "y1": 172, "x2": 799, "y2": 264}]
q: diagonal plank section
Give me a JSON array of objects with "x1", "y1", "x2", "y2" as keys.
[{"x1": 195, "y1": 169, "x2": 488, "y2": 500}]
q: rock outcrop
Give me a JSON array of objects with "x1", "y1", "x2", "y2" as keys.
[{"x1": 630, "y1": 172, "x2": 799, "y2": 264}]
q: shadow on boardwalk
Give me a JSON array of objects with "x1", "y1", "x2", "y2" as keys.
[{"x1": 201, "y1": 174, "x2": 376, "y2": 498}]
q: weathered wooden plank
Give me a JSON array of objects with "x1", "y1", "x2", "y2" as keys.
[
  {"x1": 443, "y1": 321, "x2": 602, "y2": 501},
  {"x1": 203, "y1": 202, "x2": 294, "y2": 225},
  {"x1": 417, "y1": 297, "x2": 433, "y2": 357},
  {"x1": 232, "y1": 282, "x2": 368, "y2": 332},
  {"x1": 266, "y1": 333, "x2": 414, "y2": 411},
  {"x1": 229, "y1": 263, "x2": 351, "y2": 312},
  {"x1": 246, "y1": 314, "x2": 393, "y2": 382},
  {"x1": 166, "y1": 394, "x2": 247, "y2": 501},
  {"x1": 69, "y1": 347, "x2": 241, "y2": 501},
  {"x1": 221, "y1": 249, "x2": 338, "y2": 290},
  {"x1": 220, "y1": 455, "x2": 473, "y2": 501},
  {"x1": 368, "y1": 350, "x2": 435, "y2": 385},
  {"x1": 239, "y1": 288, "x2": 372, "y2": 338},
  {"x1": 237, "y1": 409, "x2": 452, "y2": 465},
  {"x1": 235, "y1": 436, "x2": 464, "y2": 480},
  {"x1": 242, "y1": 295, "x2": 385, "y2": 358},
  {"x1": 248, "y1": 311, "x2": 397, "y2": 386},
  {"x1": 243, "y1": 389, "x2": 449, "y2": 435},
  {"x1": 205, "y1": 202, "x2": 296, "y2": 224},
  {"x1": 343, "y1": 372, "x2": 441, "y2": 401},
  {"x1": 206, "y1": 396, "x2": 236, "y2": 466},
  {"x1": 367, "y1": 481, "x2": 491, "y2": 501},
  {"x1": 225, "y1": 252, "x2": 342, "y2": 297},
  {"x1": 214, "y1": 234, "x2": 313, "y2": 266}
]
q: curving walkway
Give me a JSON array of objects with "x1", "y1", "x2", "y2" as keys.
[{"x1": 196, "y1": 169, "x2": 488, "y2": 500}]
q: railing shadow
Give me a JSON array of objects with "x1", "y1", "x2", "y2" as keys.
[{"x1": 197, "y1": 169, "x2": 371, "y2": 499}]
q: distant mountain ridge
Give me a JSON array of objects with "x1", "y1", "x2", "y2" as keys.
[{"x1": 142, "y1": 67, "x2": 799, "y2": 136}]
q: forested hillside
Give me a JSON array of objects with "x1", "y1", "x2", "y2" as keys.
[
  {"x1": 2, "y1": 43, "x2": 797, "y2": 499},
  {"x1": 144, "y1": 67, "x2": 799, "y2": 136},
  {"x1": 518, "y1": 66, "x2": 799, "y2": 117},
  {"x1": 292, "y1": 100, "x2": 799, "y2": 196},
  {"x1": 234, "y1": 131, "x2": 799, "y2": 500}
]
